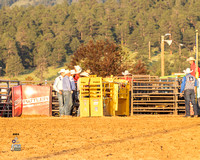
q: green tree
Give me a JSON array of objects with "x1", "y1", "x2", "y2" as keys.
[
  {"x1": 35, "y1": 42, "x2": 50, "y2": 80},
  {"x1": 6, "y1": 53, "x2": 24, "y2": 77}
]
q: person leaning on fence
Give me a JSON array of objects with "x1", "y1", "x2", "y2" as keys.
[
  {"x1": 53, "y1": 69, "x2": 66, "y2": 117},
  {"x1": 180, "y1": 68, "x2": 198, "y2": 118},
  {"x1": 62, "y1": 70, "x2": 73, "y2": 116}
]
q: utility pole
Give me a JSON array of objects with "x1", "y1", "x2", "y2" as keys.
[
  {"x1": 179, "y1": 44, "x2": 181, "y2": 56},
  {"x1": 161, "y1": 36, "x2": 165, "y2": 77},
  {"x1": 196, "y1": 30, "x2": 199, "y2": 79},
  {"x1": 149, "y1": 41, "x2": 151, "y2": 59},
  {"x1": 178, "y1": 45, "x2": 181, "y2": 72}
]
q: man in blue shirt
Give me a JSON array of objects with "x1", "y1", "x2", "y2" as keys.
[
  {"x1": 180, "y1": 68, "x2": 198, "y2": 117},
  {"x1": 63, "y1": 70, "x2": 72, "y2": 116}
]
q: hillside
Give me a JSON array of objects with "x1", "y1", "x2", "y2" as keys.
[{"x1": 0, "y1": 0, "x2": 199, "y2": 80}]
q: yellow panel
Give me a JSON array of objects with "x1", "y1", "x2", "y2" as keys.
[
  {"x1": 89, "y1": 77, "x2": 103, "y2": 117},
  {"x1": 115, "y1": 82, "x2": 130, "y2": 116},
  {"x1": 79, "y1": 77, "x2": 90, "y2": 117},
  {"x1": 113, "y1": 84, "x2": 118, "y2": 111},
  {"x1": 90, "y1": 98, "x2": 103, "y2": 116},
  {"x1": 80, "y1": 98, "x2": 90, "y2": 117}
]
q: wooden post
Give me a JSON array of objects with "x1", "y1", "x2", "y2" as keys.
[{"x1": 161, "y1": 36, "x2": 165, "y2": 77}]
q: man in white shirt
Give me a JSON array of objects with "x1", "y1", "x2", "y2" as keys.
[{"x1": 53, "y1": 69, "x2": 66, "y2": 117}]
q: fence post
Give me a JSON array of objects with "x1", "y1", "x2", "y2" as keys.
[{"x1": 174, "y1": 77, "x2": 178, "y2": 115}]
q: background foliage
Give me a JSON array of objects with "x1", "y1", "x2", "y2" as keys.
[{"x1": 0, "y1": 0, "x2": 199, "y2": 79}]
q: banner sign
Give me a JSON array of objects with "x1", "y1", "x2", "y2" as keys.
[
  {"x1": 12, "y1": 85, "x2": 52, "y2": 116},
  {"x1": 22, "y1": 85, "x2": 51, "y2": 116}
]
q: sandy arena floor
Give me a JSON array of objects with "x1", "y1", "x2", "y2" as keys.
[{"x1": 1, "y1": 115, "x2": 200, "y2": 160}]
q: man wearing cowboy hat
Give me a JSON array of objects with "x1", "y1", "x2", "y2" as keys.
[
  {"x1": 187, "y1": 57, "x2": 200, "y2": 77},
  {"x1": 180, "y1": 68, "x2": 198, "y2": 118},
  {"x1": 70, "y1": 70, "x2": 77, "y2": 114},
  {"x1": 70, "y1": 70, "x2": 76, "y2": 91},
  {"x1": 63, "y1": 69, "x2": 73, "y2": 116},
  {"x1": 122, "y1": 70, "x2": 132, "y2": 81},
  {"x1": 53, "y1": 69, "x2": 66, "y2": 117},
  {"x1": 74, "y1": 65, "x2": 82, "y2": 81}
]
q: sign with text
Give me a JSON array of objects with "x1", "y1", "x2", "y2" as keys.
[
  {"x1": 12, "y1": 85, "x2": 52, "y2": 116},
  {"x1": 22, "y1": 85, "x2": 51, "y2": 116}
]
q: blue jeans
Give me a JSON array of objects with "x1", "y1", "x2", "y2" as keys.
[
  {"x1": 57, "y1": 91, "x2": 64, "y2": 116},
  {"x1": 63, "y1": 91, "x2": 72, "y2": 115},
  {"x1": 184, "y1": 89, "x2": 198, "y2": 116}
]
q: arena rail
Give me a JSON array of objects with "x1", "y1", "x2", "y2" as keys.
[{"x1": 0, "y1": 80, "x2": 20, "y2": 117}]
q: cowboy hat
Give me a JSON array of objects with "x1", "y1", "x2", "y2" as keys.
[
  {"x1": 122, "y1": 70, "x2": 131, "y2": 76},
  {"x1": 187, "y1": 57, "x2": 195, "y2": 61},
  {"x1": 65, "y1": 69, "x2": 70, "y2": 74},
  {"x1": 70, "y1": 70, "x2": 76, "y2": 75},
  {"x1": 58, "y1": 69, "x2": 66, "y2": 74},
  {"x1": 183, "y1": 68, "x2": 193, "y2": 74},
  {"x1": 74, "y1": 65, "x2": 82, "y2": 74},
  {"x1": 80, "y1": 71, "x2": 89, "y2": 77}
]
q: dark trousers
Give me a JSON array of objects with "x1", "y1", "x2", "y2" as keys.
[{"x1": 184, "y1": 89, "x2": 198, "y2": 116}]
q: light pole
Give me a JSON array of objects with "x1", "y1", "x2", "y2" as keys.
[
  {"x1": 161, "y1": 33, "x2": 172, "y2": 77},
  {"x1": 178, "y1": 44, "x2": 184, "y2": 72},
  {"x1": 179, "y1": 43, "x2": 184, "y2": 56}
]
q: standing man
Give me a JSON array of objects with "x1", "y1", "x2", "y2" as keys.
[
  {"x1": 53, "y1": 69, "x2": 66, "y2": 117},
  {"x1": 63, "y1": 70, "x2": 72, "y2": 116},
  {"x1": 122, "y1": 70, "x2": 132, "y2": 81},
  {"x1": 70, "y1": 70, "x2": 76, "y2": 91},
  {"x1": 187, "y1": 57, "x2": 200, "y2": 77},
  {"x1": 70, "y1": 70, "x2": 76, "y2": 114},
  {"x1": 74, "y1": 65, "x2": 82, "y2": 82},
  {"x1": 180, "y1": 68, "x2": 198, "y2": 118},
  {"x1": 74, "y1": 65, "x2": 82, "y2": 98}
]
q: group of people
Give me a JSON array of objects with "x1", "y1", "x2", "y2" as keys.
[
  {"x1": 53, "y1": 65, "x2": 89, "y2": 117},
  {"x1": 180, "y1": 57, "x2": 200, "y2": 118}
]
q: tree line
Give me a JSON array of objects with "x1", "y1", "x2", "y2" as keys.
[{"x1": 0, "y1": 0, "x2": 200, "y2": 79}]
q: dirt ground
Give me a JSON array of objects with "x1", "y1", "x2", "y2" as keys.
[{"x1": 1, "y1": 115, "x2": 200, "y2": 160}]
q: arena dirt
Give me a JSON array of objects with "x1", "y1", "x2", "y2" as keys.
[{"x1": 1, "y1": 115, "x2": 200, "y2": 160}]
